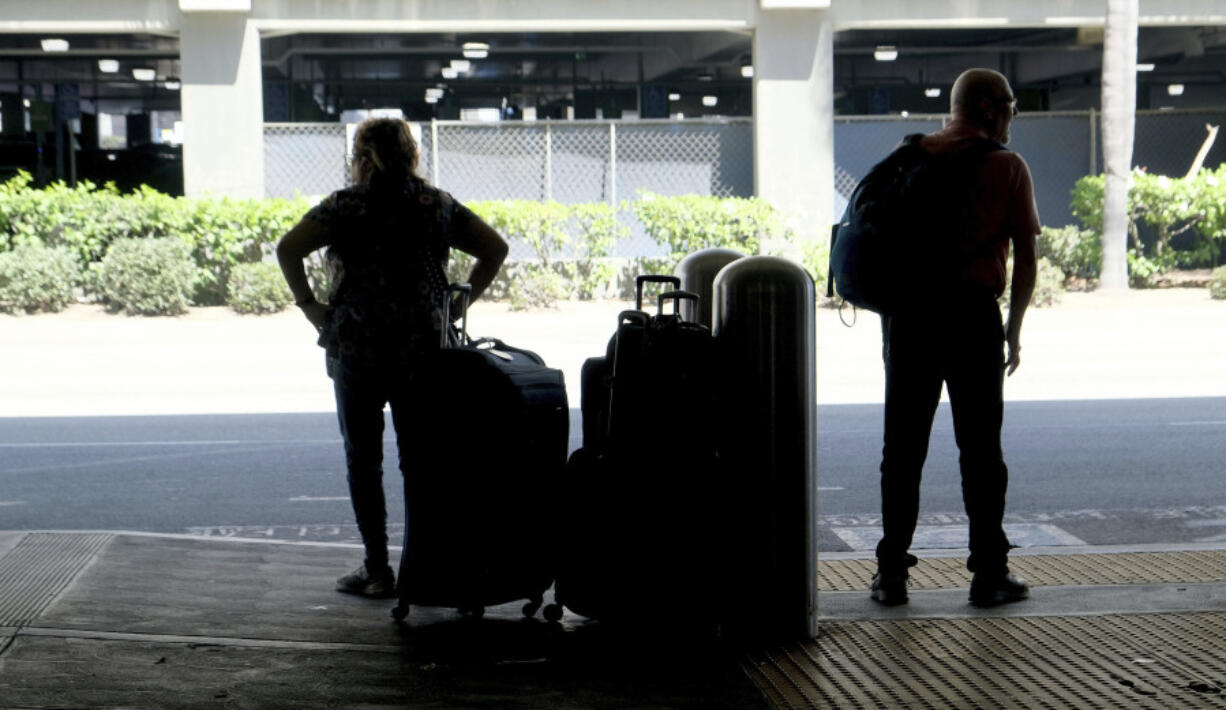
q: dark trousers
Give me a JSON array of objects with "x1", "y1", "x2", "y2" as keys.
[
  {"x1": 332, "y1": 360, "x2": 421, "y2": 570},
  {"x1": 876, "y1": 294, "x2": 1012, "y2": 575}
]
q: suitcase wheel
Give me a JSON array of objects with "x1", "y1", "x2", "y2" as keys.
[
  {"x1": 391, "y1": 604, "x2": 409, "y2": 622},
  {"x1": 458, "y1": 605, "x2": 485, "y2": 619},
  {"x1": 542, "y1": 604, "x2": 563, "y2": 623},
  {"x1": 522, "y1": 596, "x2": 543, "y2": 618}
]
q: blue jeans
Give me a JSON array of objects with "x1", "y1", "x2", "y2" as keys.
[
  {"x1": 876, "y1": 294, "x2": 1012, "y2": 575},
  {"x1": 331, "y1": 358, "x2": 424, "y2": 570}
]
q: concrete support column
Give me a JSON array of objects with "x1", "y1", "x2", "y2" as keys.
[
  {"x1": 180, "y1": 11, "x2": 264, "y2": 197},
  {"x1": 752, "y1": 8, "x2": 835, "y2": 251}
]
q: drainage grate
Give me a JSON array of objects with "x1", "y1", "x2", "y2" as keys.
[
  {"x1": 0, "y1": 533, "x2": 112, "y2": 626},
  {"x1": 743, "y1": 612, "x2": 1226, "y2": 709},
  {"x1": 820, "y1": 550, "x2": 1226, "y2": 592}
]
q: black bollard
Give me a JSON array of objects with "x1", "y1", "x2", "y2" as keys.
[
  {"x1": 675, "y1": 247, "x2": 745, "y2": 328},
  {"x1": 713, "y1": 255, "x2": 817, "y2": 640}
]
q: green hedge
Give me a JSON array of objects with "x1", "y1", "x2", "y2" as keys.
[
  {"x1": 0, "y1": 173, "x2": 814, "y2": 312},
  {"x1": 0, "y1": 171, "x2": 310, "y2": 309}
]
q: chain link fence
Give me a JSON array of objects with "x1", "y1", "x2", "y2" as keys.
[
  {"x1": 267, "y1": 110, "x2": 1224, "y2": 255},
  {"x1": 266, "y1": 118, "x2": 754, "y2": 257},
  {"x1": 834, "y1": 109, "x2": 1226, "y2": 230}
]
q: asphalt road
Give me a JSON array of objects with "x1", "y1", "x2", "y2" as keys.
[{"x1": 1, "y1": 397, "x2": 1223, "y2": 553}]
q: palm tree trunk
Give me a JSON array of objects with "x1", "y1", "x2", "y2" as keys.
[{"x1": 1099, "y1": 0, "x2": 1139, "y2": 290}]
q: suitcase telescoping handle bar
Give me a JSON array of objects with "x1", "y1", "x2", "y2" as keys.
[
  {"x1": 635, "y1": 275, "x2": 681, "y2": 311},
  {"x1": 657, "y1": 290, "x2": 698, "y2": 318},
  {"x1": 441, "y1": 282, "x2": 473, "y2": 348}
]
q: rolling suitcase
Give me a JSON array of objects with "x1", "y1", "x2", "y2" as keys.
[
  {"x1": 392, "y1": 284, "x2": 569, "y2": 622},
  {"x1": 548, "y1": 275, "x2": 725, "y2": 625}
]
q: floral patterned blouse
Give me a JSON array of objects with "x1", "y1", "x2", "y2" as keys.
[{"x1": 304, "y1": 178, "x2": 476, "y2": 377}]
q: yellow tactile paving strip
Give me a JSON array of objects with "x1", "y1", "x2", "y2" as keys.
[
  {"x1": 819, "y1": 550, "x2": 1226, "y2": 592},
  {"x1": 743, "y1": 612, "x2": 1226, "y2": 709}
]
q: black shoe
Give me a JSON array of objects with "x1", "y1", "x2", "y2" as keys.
[
  {"x1": 336, "y1": 563, "x2": 396, "y2": 599},
  {"x1": 969, "y1": 571, "x2": 1030, "y2": 607},
  {"x1": 870, "y1": 571, "x2": 910, "y2": 606}
]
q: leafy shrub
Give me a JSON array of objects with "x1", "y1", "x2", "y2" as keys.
[
  {"x1": 469, "y1": 200, "x2": 572, "y2": 309},
  {"x1": 1070, "y1": 167, "x2": 1226, "y2": 286},
  {"x1": 1211, "y1": 266, "x2": 1226, "y2": 300},
  {"x1": 227, "y1": 261, "x2": 293, "y2": 314},
  {"x1": 569, "y1": 203, "x2": 626, "y2": 299},
  {"x1": 802, "y1": 238, "x2": 830, "y2": 297},
  {"x1": 177, "y1": 195, "x2": 310, "y2": 306},
  {"x1": 1000, "y1": 257, "x2": 1065, "y2": 309},
  {"x1": 0, "y1": 172, "x2": 311, "y2": 307},
  {"x1": 0, "y1": 243, "x2": 80, "y2": 313},
  {"x1": 1038, "y1": 225, "x2": 1101, "y2": 282},
  {"x1": 94, "y1": 238, "x2": 196, "y2": 316}
]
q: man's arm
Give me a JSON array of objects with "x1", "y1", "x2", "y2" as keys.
[
  {"x1": 1004, "y1": 157, "x2": 1041, "y2": 376},
  {"x1": 1005, "y1": 232, "x2": 1036, "y2": 376}
]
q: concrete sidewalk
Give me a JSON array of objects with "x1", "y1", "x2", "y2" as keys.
[
  {"x1": 0, "y1": 532, "x2": 766, "y2": 709},
  {"x1": 2, "y1": 287, "x2": 1224, "y2": 418},
  {"x1": 5, "y1": 532, "x2": 1226, "y2": 708}
]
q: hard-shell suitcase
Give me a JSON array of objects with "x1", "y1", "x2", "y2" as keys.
[
  {"x1": 548, "y1": 276, "x2": 725, "y2": 625},
  {"x1": 392, "y1": 284, "x2": 568, "y2": 622}
]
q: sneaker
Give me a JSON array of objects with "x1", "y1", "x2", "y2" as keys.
[
  {"x1": 869, "y1": 553, "x2": 918, "y2": 606},
  {"x1": 336, "y1": 564, "x2": 396, "y2": 599},
  {"x1": 870, "y1": 571, "x2": 910, "y2": 605},
  {"x1": 969, "y1": 571, "x2": 1030, "y2": 607}
]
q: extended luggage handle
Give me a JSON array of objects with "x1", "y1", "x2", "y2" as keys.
[
  {"x1": 635, "y1": 275, "x2": 681, "y2": 311},
  {"x1": 441, "y1": 282, "x2": 473, "y2": 348},
  {"x1": 657, "y1": 290, "x2": 698, "y2": 318},
  {"x1": 618, "y1": 310, "x2": 651, "y2": 329}
]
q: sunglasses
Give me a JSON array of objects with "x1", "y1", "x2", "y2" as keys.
[{"x1": 997, "y1": 96, "x2": 1019, "y2": 116}]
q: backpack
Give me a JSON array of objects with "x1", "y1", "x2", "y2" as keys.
[{"x1": 828, "y1": 133, "x2": 1005, "y2": 316}]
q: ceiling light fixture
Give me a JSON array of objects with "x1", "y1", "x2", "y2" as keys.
[
  {"x1": 40, "y1": 38, "x2": 70, "y2": 52},
  {"x1": 450, "y1": 59, "x2": 472, "y2": 72},
  {"x1": 702, "y1": 95, "x2": 718, "y2": 107},
  {"x1": 1136, "y1": 63, "x2": 1155, "y2": 72},
  {"x1": 164, "y1": 78, "x2": 181, "y2": 90},
  {"x1": 668, "y1": 92, "x2": 681, "y2": 101},
  {"x1": 425, "y1": 95, "x2": 439, "y2": 104},
  {"x1": 461, "y1": 42, "x2": 489, "y2": 59},
  {"x1": 132, "y1": 68, "x2": 156, "y2": 82},
  {"x1": 741, "y1": 64, "x2": 754, "y2": 78},
  {"x1": 441, "y1": 66, "x2": 458, "y2": 79},
  {"x1": 924, "y1": 88, "x2": 941, "y2": 98},
  {"x1": 425, "y1": 88, "x2": 445, "y2": 101},
  {"x1": 98, "y1": 59, "x2": 120, "y2": 73},
  {"x1": 873, "y1": 45, "x2": 898, "y2": 61},
  {"x1": 1167, "y1": 83, "x2": 1185, "y2": 96}
]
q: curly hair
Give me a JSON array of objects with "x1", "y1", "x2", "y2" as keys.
[{"x1": 352, "y1": 117, "x2": 421, "y2": 188}]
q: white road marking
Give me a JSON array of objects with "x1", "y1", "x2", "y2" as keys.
[
  {"x1": 1183, "y1": 519, "x2": 1226, "y2": 528},
  {"x1": 817, "y1": 487, "x2": 845, "y2": 492},
  {"x1": 0, "y1": 500, "x2": 27, "y2": 506},
  {"x1": 289, "y1": 496, "x2": 350, "y2": 502},
  {"x1": 830, "y1": 523, "x2": 1087, "y2": 551}
]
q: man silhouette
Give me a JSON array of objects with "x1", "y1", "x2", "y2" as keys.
[{"x1": 870, "y1": 68, "x2": 1040, "y2": 607}]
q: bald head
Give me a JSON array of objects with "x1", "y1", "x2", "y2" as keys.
[{"x1": 951, "y1": 69, "x2": 1012, "y2": 118}]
